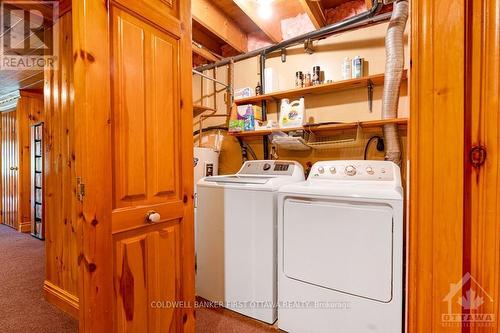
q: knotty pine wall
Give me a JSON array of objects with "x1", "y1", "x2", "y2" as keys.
[
  {"x1": 42, "y1": 11, "x2": 79, "y2": 318},
  {"x1": 193, "y1": 22, "x2": 409, "y2": 177},
  {"x1": 17, "y1": 90, "x2": 44, "y2": 233}
]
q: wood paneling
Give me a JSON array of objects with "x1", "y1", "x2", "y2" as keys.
[
  {"x1": 469, "y1": 0, "x2": 500, "y2": 331},
  {"x1": 17, "y1": 91, "x2": 44, "y2": 233},
  {"x1": 43, "y1": 11, "x2": 79, "y2": 309},
  {"x1": 1, "y1": 110, "x2": 19, "y2": 229},
  {"x1": 408, "y1": 0, "x2": 465, "y2": 332},
  {"x1": 72, "y1": 0, "x2": 114, "y2": 329}
]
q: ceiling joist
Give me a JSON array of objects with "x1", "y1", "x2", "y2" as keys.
[
  {"x1": 232, "y1": 0, "x2": 283, "y2": 43},
  {"x1": 192, "y1": 43, "x2": 220, "y2": 63},
  {"x1": 297, "y1": 0, "x2": 327, "y2": 28},
  {"x1": 192, "y1": 0, "x2": 248, "y2": 53}
]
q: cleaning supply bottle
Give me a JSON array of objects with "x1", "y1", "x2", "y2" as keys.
[
  {"x1": 279, "y1": 98, "x2": 305, "y2": 128},
  {"x1": 342, "y1": 57, "x2": 351, "y2": 80}
]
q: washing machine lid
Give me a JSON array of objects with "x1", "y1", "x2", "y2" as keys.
[
  {"x1": 282, "y1": 198, "x2": 394, "y2": 302},
  {"x1": 204, "y1": 175, "x2": 273, "y2": 185}
]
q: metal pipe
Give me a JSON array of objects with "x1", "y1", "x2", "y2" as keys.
[
  {"x1": 195, "y1": 0, "x2": 384, "y2": 72},
  {"x1": 192, "y1": 69, "x2": 229, "y2": 88},
  {"x1": 264, "y1": 1, "x2": 382, "y2": 55}
]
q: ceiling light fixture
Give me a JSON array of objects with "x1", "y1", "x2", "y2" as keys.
[{"x1": 256, "y1": 0, "x2": 273, "y2": 20}]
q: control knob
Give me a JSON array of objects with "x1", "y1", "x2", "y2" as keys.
[
  {"x1": 345, "y1": 165, "x2": 357, "y2": 176},
  {"x1": 318, "y1": 166, "x2": 325, "y2": 174},
  {"x1": 366, "y1": 166, "x2": 375, "y2": 175},
  {"x1": 329, "y1": 167, "x2": 336, "y2": 174},
  {"x1": 263, "y1": 163, "x2": 271, "y2": 171}
]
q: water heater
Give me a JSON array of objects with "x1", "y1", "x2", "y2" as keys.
[{"x1": 194, "y1": 147, "x2": 219, "y2": 188}]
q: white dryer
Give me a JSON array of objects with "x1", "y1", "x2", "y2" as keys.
[
  {"x1": 277, "y1": 160, "x2": 403, "y2": 333},
  {"x1": 196, "y1": 160, "x2": 304, "y2": 324}
]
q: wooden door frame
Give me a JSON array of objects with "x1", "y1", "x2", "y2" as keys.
[
  {"x1": 408, "y1": 0, "x2": 466, "y2": 332},
  {"x1": 72, "y1": 0, "x2": 113, "y2": 330},
  {"x1": 71, "y1": 0, "x2": 195, "y2": 331}
]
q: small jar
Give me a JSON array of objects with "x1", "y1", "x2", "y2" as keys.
[
  {"x1": 295, "y1": 71, "x2": 304, "y2": 87},
  {"x1": 304, "y1": 72, "x2": 312, "y2": 87},
  {"x1": 312, "y1": 66, "x2": 321, "y2": 85}
]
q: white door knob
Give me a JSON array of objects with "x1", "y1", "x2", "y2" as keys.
[{"x1": 146, "y1": 211, "x2": 161, "y2": 223}]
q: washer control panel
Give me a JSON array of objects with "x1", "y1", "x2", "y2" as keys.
[
  {"x1": 309, "y1": 161, "x2": 397, "y2": 181},
  {"x1": 239, "y1": 160, "x2": 299, "y2": 176}
]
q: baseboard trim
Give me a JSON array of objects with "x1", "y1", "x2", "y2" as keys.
[
  {"x1": 18, "y1": 221, "x2": 31, "y2": 233},
  {"x1": 43, "y1": 280, "x2": 79, "y2": 319}
]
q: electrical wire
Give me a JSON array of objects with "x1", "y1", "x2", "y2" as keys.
[{"x1": 364, "y1": 135, "x2": 384, "y2": 160}]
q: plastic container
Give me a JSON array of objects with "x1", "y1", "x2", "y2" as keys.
[
  {"x1": 342, "y1": 57, "x2": 351, "y2": 80},
  {"x1": 279, "y1": 98, "x2": 305, "y2": 128},
  {"x1": 352, "y1": 56, "x2": 364, "y2": 78}
]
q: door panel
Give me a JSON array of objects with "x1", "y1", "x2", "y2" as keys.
[
  {"x1": 114, "y1": 223, "x2": 181, "y2": 333},
  {"x1": 1, "y1": 110, "x2": 19, "y2": 229},
  {"x1": 111, "y1": 7, "x2": 180, "y2": 212}
]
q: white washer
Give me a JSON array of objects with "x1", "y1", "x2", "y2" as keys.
[
  {"x1": 278, "y1": 160, "x2": 403, "y2": 333},
  {"x1": 196, "y1": 160, "x2": 304, "y2": 324}
]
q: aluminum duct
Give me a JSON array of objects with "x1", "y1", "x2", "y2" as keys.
[{"x1": 381, "y1": 0, "x2": 408, "y2": 166}]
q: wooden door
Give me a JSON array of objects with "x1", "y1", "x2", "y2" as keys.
[
  {"x1": 409, "y1": 0, "x2": 500, "y2": 331},
  {"x1": 468, "y1": 0, "x2": 500, "y2": 331},
  {"x1": 72, "y1": 0, "x2": 194, "y2": 331},
  {"x1": 1, "y1": 110, "x2": 19, "y2": 229},
  {"x1": 409, "y1": 0, "x2": 466, "y2": 332}
]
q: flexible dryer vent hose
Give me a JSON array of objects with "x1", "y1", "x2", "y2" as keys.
[{"x1": 382, "y1": 0, "x2": 408, "y2": 166}]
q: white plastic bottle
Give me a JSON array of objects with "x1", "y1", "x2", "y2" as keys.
[
  {"x1": 352, "y1": 56, "x2": 364, "y2": 78},
  {"x1": 342, "y1": 57, "x2": 351, "y2": 80},
  {"x1": 279, "y1": 98, "x2": 305, "y2": 128}
]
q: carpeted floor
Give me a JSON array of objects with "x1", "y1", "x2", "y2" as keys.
[
  {"x1": 0, "y1": 223, "x2": 280, "y2": 332},
  {"x1": 0, "y1": 224, "x2": 78, "y2": 333}
]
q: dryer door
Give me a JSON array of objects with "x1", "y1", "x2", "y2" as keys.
[{"x1": 282, "y1": 198, "x2": 394, "y2": 302}]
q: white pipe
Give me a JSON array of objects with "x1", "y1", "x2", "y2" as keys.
[{"x1": 382, "y1": 0, "x2": 408, "y2": 166}]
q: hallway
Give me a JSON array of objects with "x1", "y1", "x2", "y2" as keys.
[{"x1": 0, "y1": 224, "x2": 77, "y2": 332}]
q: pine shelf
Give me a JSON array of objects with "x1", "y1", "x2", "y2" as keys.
[
  {"x1": 229, "y1": 118, "x2": 408, "y2": 138},
  {"x1": 234, "y1": 70, "x2": 407, "y2": 105}
]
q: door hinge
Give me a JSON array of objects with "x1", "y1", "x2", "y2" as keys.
[
  {"x1": 470, "y1": 145, "x2": 487, "y2": 168},
  {"x1": 76, "y1": 177, "x2": 85, "y2": 202}
]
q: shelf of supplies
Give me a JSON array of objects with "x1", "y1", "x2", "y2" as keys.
[
  {"x1": 230, "y1": 118, "x2": 408, "y2": 138},
  {"x1": 234, "y1": 71, "x2": 407, "y2": 105}
]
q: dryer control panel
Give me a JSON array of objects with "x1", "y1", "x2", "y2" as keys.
[
  {"x1": 238, "y1": 160, "x2": 302, "y2": 176},
  {"x1": 308, "y1": 160, "x2": 398, "y2": 181}
]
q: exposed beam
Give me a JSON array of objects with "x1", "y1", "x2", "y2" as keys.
[
  {"x1": 192, "y1": 0, "x2": 248, "y2": 53},
  {"x1": 232, "y1": 0, "x2": 282, "y2": 43},
  {"x1": 192, "y1": 43, "x2": 220, "y2": 63},
  {"x1": 298, "y1": 0, "x2": 327, "y2": 28}
]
